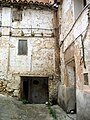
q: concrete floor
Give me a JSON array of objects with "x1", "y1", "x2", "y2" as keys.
[{"x1": 0, "y1": 94, "x2": 76, "y2": 120}]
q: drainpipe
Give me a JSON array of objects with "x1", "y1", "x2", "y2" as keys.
[{"x1": 80, "y1": 34, "x2": 86, "y2": 69}]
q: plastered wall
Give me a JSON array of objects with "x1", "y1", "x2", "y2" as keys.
[{"x1": 58, "y1": 0, "x2": 90, "y2": 118}]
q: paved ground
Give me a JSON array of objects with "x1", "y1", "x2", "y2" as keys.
[
  {"x1": 0, "y1": 94, "x2": 76, "y2": 120},
  {"x1": 51, "y1": 106, "x2": 76, "y2": 120}
]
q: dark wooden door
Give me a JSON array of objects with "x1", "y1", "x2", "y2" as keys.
[{"x1": 28, "y1": 77, "x2": 48, "y2": 104}]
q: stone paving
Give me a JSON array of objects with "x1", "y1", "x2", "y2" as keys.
[{"x1": 0, "y1": 94, "x2": 76, "y2": 120}]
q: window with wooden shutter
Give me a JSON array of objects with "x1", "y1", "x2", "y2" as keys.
[
  {"x1": 12, "y1": 9, "x2": 22, "y2": 22},
  {"x1": 18, "y1": 40, "x2": 27, "y2": 55}
]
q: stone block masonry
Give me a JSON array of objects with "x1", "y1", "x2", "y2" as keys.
[{"x1": 0, "y1": 5, "x2": 60, "y2": 99}]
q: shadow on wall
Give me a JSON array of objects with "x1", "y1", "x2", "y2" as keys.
[
  {"x1": 49, "y1": 82, "x2": 60, "y2": 105},
  {"x1": 77, "y1": 89, "x2": 90, "y2": 120},
  {"x1": 58, "y1": 84, "x2": 76, "y2": 113}
]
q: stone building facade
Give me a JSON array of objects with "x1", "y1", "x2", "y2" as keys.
[
  {"x1": 0, "y1": 0, "x2": 60, "y2": 103},
  {"x1": 57, "y1": 0, "x2": 90, "y2": 120}
]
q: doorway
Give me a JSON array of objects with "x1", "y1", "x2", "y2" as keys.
[
  {"x1": 66, "y1": 60, "x2": 76, "y2": 113},
  {"x1": 20, "y1": 76, "x2": 49, "y2": 104}
]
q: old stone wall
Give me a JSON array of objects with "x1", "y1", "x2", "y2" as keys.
[
  {"x1": 74, "y1": 6, "x2": 90, "y2": 120},
  {"x1": 59, "y1": 0, "x2": 74, "y2": 86},
  {"x1": 58, "y1": 0, "x2": 90, "y2": 118},
  {"x1": 58, "y1": 0, "x2": 75, "y2": 112},
  {"x1": 0, "y1": 7, "x2": 60, "y2": 98}
]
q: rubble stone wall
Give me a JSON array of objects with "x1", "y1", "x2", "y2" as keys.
[{"x1": 0, "y1": 7, "x2": 60, "y2": 97}]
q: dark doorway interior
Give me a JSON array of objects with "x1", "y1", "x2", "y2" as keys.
[
  {"x1": 23, "y1": 79, "x2": 28, "y2": 100},
  {"x1": 20, "y1": 77, "x2": 49, "y2": 104}
]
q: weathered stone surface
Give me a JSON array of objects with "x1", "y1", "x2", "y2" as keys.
[
  {"x1": 0, "y1": 83, "x2": 3, "y2": 87},
  {"x1": 49, "y1": 82, "x2": 60, "y2": 105},
  {"x1": 0, "y1": 6, "x2": 60, "y2": 99},
  {"x1": 6, "y1": 87, "x2": 13, "y2": 92},
  {"x1": 13, "y1": 90, "x2": 19, "y2": 97},
  {"x1": 0, "y1": 94, "x2": 76, "y2": 120},
  {"x1": 3, "y1": 81, "x2": 8, "y2": 86},
  {"x1": 58, "y1": 84, "x2": 67, "y2": 111},
  {"x1": 0, "y1": 87, "x2": 4, "y2": 92},
  {"x1": 58, "y1": 1, "x2": 90, "y2": 120},
  {"x1": 77, "y1": 89, "x2": 90, "y2": 120},
  {"x1": 0, "y1": 81, "x2": 3, "y2": 84}
]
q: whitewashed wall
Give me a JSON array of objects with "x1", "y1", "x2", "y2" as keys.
[
  {"x1": 0, "y1": 7, "x2": 56, "y2": 96},
  {"x1": 0, "y1": 8, "x2": 54, "y2": 78}
]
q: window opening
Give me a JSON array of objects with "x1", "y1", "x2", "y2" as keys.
[
  {"x1": 18, "y1": 40, "x2": 27, "y2": 55},
  {"x1": 83, "y1": 0, "x2": 86, "y2": 7},
  {"x1": 12, "y1": 9, "x2": 22, "y2": 22},
  {"x1": 84, "y1": 73, "x2": 89, "y2": 85}
]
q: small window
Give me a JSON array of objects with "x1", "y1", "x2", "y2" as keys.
[
  {"x1": 83, "y1": 0, "x2": 86, "y2": 7},
  {"x1": 18, "y1": 40, "x2": 27, "y2": 55},
  {"x1": 84, "y1": 73, "x2": 89, "y2": 85},
  {"x1": 12, "y1": 9, "x2": 22, "y2": 21}
]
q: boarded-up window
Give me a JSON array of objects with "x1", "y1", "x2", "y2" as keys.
[
  {"x1": 18, "y1": 40, "x2": 27, "y2": 55},
  {"x1": 12, "y1": 9, "x2": 22, "y2": 21}
]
